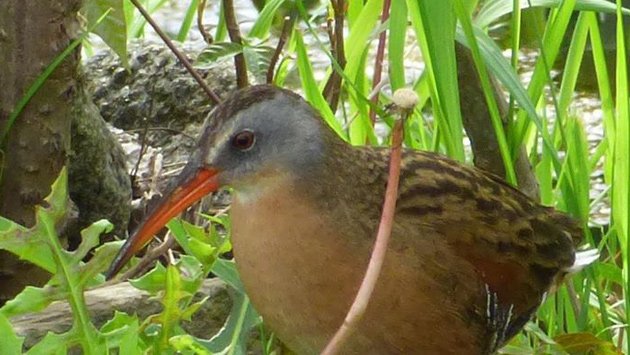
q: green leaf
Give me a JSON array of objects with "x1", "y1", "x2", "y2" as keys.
[
  {"x1": 74, "y1": 219, "x2": 113, "y2": 264},
  {"x1": 176, "y1": 255, "x2": 204, "y2": 296},
  {"x1": 177, "y1": 0, "x2": 199, "y2": 42},
  {"x1": 524, "y1": 321, "x2": 557, "y2": 344},
  {"x1": 78, "y1": 240, "x2": 123, "y2": 287},
  {"x1": 130, "y1": 252, "x2": 209, "y2": 352},
  {"x1": 0, "y1": 312, "x2": 24, "y2": 354},
  {"x1": 180, "y1": 296, "x2": 208, "y2": 321},
  {"x1": 167, "y1": 219, "x2": 225, "y2": 272},
  {"x1": 294, "y1": 31, "x2": 344, "y2": 138},
  {"x1": 454, "y1": 24, "x2": 560, "y2": 171},
  {"x1": 0, "y1": 285, "x2": 56, "y2": 318},
  {"x1": 415, "y1": 0, "x2": 465, "y2": 159},
  {"x1": 168, "y1": 219, "x2": 192, "y2": 253},
  {"x1": 26, "y1": 332, "x2": 69, "y2": 355},
  {"x1": 35, "y1": 182, "x2": 103, "y2": 351},
  {"x1": 129, "y1": 263, "x2": 168, "y2": 294},
  {"x1": 170, "y1": 334, "x2": 212, "y2": 354},
  {"x1": 125, "y1": 0, "x2": 170, "y2": 38},
  {"x1": 343, "y1": 0, "x2": 383, "y2": 144},
  {"x1": 0, "y1": 168, "x2": 111, "y2": 353},
  {"x1": 100, "y1": 311, "x2": 142, "y2": 353},
  {"x1": 0, "y1": 218, "x2": 55, "y2": 273},
  {"x1": 555, "y1": 332, "x2": 619, "y2": 354},
  {"x1": 594, "y1": 262, "x2": 623, "y2": 286},
  {"x1": 187, "y1": 238, "x2": 217, "y2": 267},
  {"x1": 561, "y1": 118, "x2": 590, "y2": 222},
  {"x1": 157, "y1": 263, "x2": 184, "y2": 345},
  {"x1": 243, "y1": 44, "x2": 275, "y2": 82},
  {"x1": 211, "y1": 259, "x2": 245, "y2": 294},
  {"x1": 343, "y1": 0, "x2": 383, "y2": 82},
  {"x1": 536, "y1": 122, "x2": 554, "y2": 205},
  {"x1": 476, "y1": 0, "x2": 630, "y2": 28},
  {"x1": 249, "y1": 0, "x2": 287, "y2": 38},
  {"x1": 196, "y1": 42, "x2": 244, "y2": 68},
  {"x1": 195, "y1": 292, "x2": 260, "y2": 355},
  {"x1": 0, "y1": 215, "x2": 25, "y2": 232},
  {"x1": 85, "y1": 0, "x2": 128, "y2": 68},
  {"x1": 509, "y1": 0, "x2": 578, "y2": 174},
  {"x1": 0, "y1": 167, "x2": 70, "y2": 272},
  {"x1": 388, "y1": 1, "x2": 407, "y2": 91}
]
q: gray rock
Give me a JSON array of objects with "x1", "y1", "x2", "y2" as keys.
[{"x1": 85, "y1": 40, "x2": 236, "y2": 132}]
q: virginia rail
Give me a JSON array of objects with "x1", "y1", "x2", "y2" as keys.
[{"x1": 108, "y1": 85, "x2": 594, "y2": 354}]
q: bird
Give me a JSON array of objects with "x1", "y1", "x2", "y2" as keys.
[{"x1": 108, "y1": 84, "x2": 595, "y2": 354}]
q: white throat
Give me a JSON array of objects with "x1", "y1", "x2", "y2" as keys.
[{"x1": 232, "y1": 172, "x2": 294, "y2": 205}]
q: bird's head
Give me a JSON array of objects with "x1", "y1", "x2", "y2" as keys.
[
  {"x1": 106, "y1": 85, "x2": 330, "y2": 278},
  {"x1": 195, "y1": 85, "x2": 328, "y2": 190}
]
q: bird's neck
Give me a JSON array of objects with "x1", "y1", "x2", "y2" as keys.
[
  {"x1": 293, "y1": 139, "x2": 389, "y2": 236},
  {"x1": 231, "y1": 130, "x2": 389, "y2": 236}
]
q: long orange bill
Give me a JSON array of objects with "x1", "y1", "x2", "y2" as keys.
[{"x1": 106, "y1": 167, "x2": 220, "y2": 279}]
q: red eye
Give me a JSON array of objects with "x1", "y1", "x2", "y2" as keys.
[{"x1": 232, "y1": 130, "x2": 256, "y2": 151}]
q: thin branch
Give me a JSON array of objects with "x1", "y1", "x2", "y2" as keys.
[
  {"x1": 326, "y1": 12, "x2": 335, "y2": 49},
  {"x1": 130, "y1": 79, "x2": 159, "y2": 185},
  {"x1": 566, "y1": 282, "x2": 582, "y2": 321},
  {"x1": 368, "y1": 0, "x2": 391, "y2": 127},
  {"x1": 322, "y1": 88, "x2": 413, "y2": 355},
  {"x1": 118, "y1": 234, "x2": 176, "y2": 281},
  {"x1": 222, "y1": 0, "x2": 248, "y2": 88},
  {"x1": 130, "y1": 118, "x2": 150, "y2": 186},
  {"x1": 197, "y1": 0, "x2": 213, "y2": 44},
  {"x1": 126, "y1": 127, "x2": 196, "y2": 141},
  {"x1": 130, "y1": 81, "x2": 154, "y2": 185},
  {"x1": 128, "y1": 0, "x2": 221, "y2": 105},
  {"x1": 266, "y1": 16, "x2": 293, "y2": 84},
  {"x1": 322, "y1": 0, "x2": 346, "y2": 112},
  {"x1": 333, "y1": 0, "x2": 346, "y2": 72}
]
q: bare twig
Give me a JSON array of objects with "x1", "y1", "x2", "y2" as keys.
[
  {"x1": 341, "y1": 80, "x2": 388, "y2": 130},
  {"x1": 128, "y1": 0, "x2": 221, "y2": 105},
  {"x1": 130, "y1": 80, "x2": 158, "y2": 185},
  {"x1": 322, "y1": 0, "x2": 346, "y2": 112},
  {"x1": 368, "y1": 0, "x2": 391, "y2": 127},
  {"x1": 130, "y1": 117, "x2": 151, "y2": 187},
  {"x1": 222, "y1": 0, "x2": 248, "y2": 88},
  {"x1": 197, "y1": 0, "x2": 213, "y2": 44},
  {"x1": 266, "y1": 16, "x2": 293, "y2": 84},
  {"x1": 118, "y1": 234, "x2": 176, "y2": 281},
  {"x1": 126, "y1": 127, "x2": 196, "y2": 141},
  {"x1": 322, "y1": 88, "x2": 415, "y2": 355},
  {"x1": 566, "y1": 282, "x2": 582, "y2": 321},
  {"x1": 325, "y1": 12, "x2": 335, "y2": 49}
]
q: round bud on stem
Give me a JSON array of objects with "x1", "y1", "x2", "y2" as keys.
[{"x1": 392, "y1": 88, "x2": 419, "y2": 111}]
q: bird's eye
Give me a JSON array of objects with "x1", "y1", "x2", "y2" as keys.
[{"x1": 232, "y1": 130, "x2": 256, "y2": 151}]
